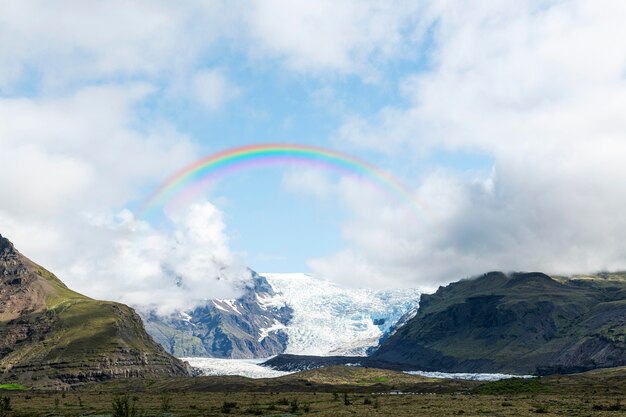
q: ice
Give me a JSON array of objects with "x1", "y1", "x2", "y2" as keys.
[
  {"x1": 182, "y1": 357, "x2": 293, "y2": 378},
  {"x1": 259, "y1": 273, "x2": 420, "y2": 356},
  {"x1": 404, "y1": 370, "x2": 535, "y2": 381}
]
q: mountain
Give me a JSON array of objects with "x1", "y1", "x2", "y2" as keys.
[
  {"x1": 373, "y1": 271, "x2": 626, "y2": 375},
  {"x1": 143, "y1": 273, "x2": 420, "y2": 358},
  {"x1": 0, "y1": 234, "x2": 190, "y2": 388},
  {"x1": 143, "y1": 272, "x2": 293, "y2": 358}
]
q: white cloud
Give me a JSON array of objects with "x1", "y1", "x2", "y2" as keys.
[
  {"x1": 0, "y1": 1, "x2": 235, "y2": 90},
  {"x1": 0, "y1": 84, "x2": 219, "y2": 305},
  {"x1": 191, "y1": 69, "x2": 240, "y2": 111},
  {"x1": 0, "y1": 84, "x2": 196, "y2": 214},
  {"x1": 0, "y1": 0, "x2": 424, "y2": 90},
  {"x1": 246, "y1": 0, "x2": 424, "y2": 77},
  {"x1": 326, "y1": 0, "x2": 626, "y2": 287},
  {"x1": 74, "y1": 202, "x2": 250, "y2": 315}
]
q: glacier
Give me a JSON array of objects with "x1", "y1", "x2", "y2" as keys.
[
  {"x1": 259, "y1": 273, "x2": 421, "y2": 356},
  {"x1": 182, "y1": 357, "x2": 291, "y2": 378},
  {"x1": 143, "y1": 272, "x2": 421, "y2": 359}
]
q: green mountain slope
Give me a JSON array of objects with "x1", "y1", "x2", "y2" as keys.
[
  {"x1": 0, "y1": 234, "x2": 190, "y2": 388},
  {"x1": 373, "y1": 271, "x2": 626, "y2": 375}
]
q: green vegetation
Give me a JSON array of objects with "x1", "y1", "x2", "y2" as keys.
[
  {"x1": 0, "y1": 375, "x2": 623, "y2": 417},
  {"x1": 220, "y1": 401, "x2": 238, "y2": 413},
  {"x1": 0, "y1": 397, "x2": 11, "y2": 417},
  {"x1": 476, "y1": 378, "x2": 548, "y2": 394},
  {"x1": 0, "y1": 385, "x2": 27, "y2": 391},
  {"x1": 0, "y1": 365, "x2": 623, "y2": 416},
  {"x1": 280, "y1": 365, "x2": 438, "y2": 387},
  {"x1": 112, "y1": 395, "x2": 141, "y2": 417}
]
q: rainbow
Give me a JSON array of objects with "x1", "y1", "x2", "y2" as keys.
[{"x1": 139, "y1": 143, "x2": 427, "y2": 220}]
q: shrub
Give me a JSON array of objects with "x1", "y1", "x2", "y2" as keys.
[
  {"x1": 592, "y1": 400, "x2": 622, "y2": 411},
  {"x1": 477, "y1": 378, "x2": 547, "y2": 395},
  {"x1": 112, "y1": 396, "x2": 141, "y2": 417},
  {"x1": 160, "y1": 396, "x2": 171, "y2": 412},
  {"x1": 607, "y1": 400, "x2": 623, "y2": 411},
  {"x1": 290, "y1": 399, "x2": 299, "y2": 413},
  {"x1": 364, "y1": 397, "x2": 372, "y2": 405},
  {"x1": 220, "y1": 401, "x2": 238, "y2": 414},
  {"x1": 0, "y1": 397, "x2": 12, "y2": 417}
]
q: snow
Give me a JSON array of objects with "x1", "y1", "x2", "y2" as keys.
[
  {"x1": 223, "y1": 299, "x2": 242, "y2": 315},
  {"x1": 212, "y1": 300, "x2": 229, "y2": 313},
  {"x1": 182, "y1": 357, "x2": 293, "y2": 379},
  {"x1": 258, "y1": 319, "x2": 287, "y2": 342},
  {"x1": 256, "y1": 293, "x2": 285, "y2": 310},
  {"x1": 259, "y1": 273, "x2": 420, "y2": 356},
  {"x1": 404, "y1": 371, "x2": 535, "y2": 381}
]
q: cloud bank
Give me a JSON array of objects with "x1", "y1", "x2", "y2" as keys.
[{"x1": 310, "y1": 0, "x2": 626, "y2": 289}]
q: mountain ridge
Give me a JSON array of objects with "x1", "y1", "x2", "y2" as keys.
[{"x1": 372, "y1": 271, "x2": 626, "y2": 375}]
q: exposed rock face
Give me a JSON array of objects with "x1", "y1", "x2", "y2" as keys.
[
  {"x1": 142, "y1": 273, "x2": 293, "y2": 358},
  {"x1": 0, "y1": 234, "x2": 191, "y2": 388},
  {"x1": 373, "y1": 271, "x2": 626, "y2": 375}
]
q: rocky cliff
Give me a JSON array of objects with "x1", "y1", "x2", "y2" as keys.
[
  {"x1": 373, "y1": 271, "x2": 626, "y2": 375},
  {"x1": 0, "y1": 234, "x2": 190, "y2": 388}
]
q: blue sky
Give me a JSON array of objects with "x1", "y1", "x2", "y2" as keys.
[{"x1": 1, "y1": 1, "x2": 625, "y2": 312}]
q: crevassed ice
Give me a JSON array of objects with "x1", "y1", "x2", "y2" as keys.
[
  {"x1": 260, "y1": 273, "x2": 421, "y2": 356},
  {"x1": 182, "y1": 357, "x2": 292, "y2": 379}
]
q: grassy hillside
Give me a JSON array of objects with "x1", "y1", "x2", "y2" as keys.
[{"x1": 0, "y1": 234, "x2": 190, "y2": 388}]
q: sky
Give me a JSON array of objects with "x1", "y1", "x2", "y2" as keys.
[{"x1": 1, "y1": 1, "x2": 626, "y2": 314}]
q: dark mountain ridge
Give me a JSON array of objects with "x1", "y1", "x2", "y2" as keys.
[{"x1": 373, "y1": 271, "x2": 626, "y2": 375}]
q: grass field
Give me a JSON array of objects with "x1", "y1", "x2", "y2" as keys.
[
  {"x1": 0, "y1": 384, "x2": 28, "y2": 391},
  {"x1": 0, "y1": 366, "x2": 624, "y2": 416},
  {"x1": 0, "y1": 389, "x2": 623, "y2": 416}
]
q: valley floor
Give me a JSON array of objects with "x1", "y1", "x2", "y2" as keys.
[
  {"x1": 1, "y1": 391, "x2": 624, "y2": 416},
  {"x1": 0, "y1": 366, "x2": 624, "y2": 416}
]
